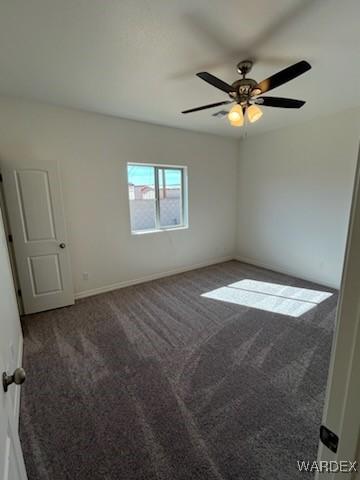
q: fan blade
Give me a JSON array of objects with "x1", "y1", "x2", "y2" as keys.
[
  {"x1": 253, "y1": 60, "x2": 311, "y2": 94},
  {"x1": 255, "y1": 97, "x2": 306, "y2": 108},
  {"x1": 182, "y1": 100, "x2": 232, "y2": 114},
  {"x1": 196, "y1": 72, "x2": 235, "y2": 94}
]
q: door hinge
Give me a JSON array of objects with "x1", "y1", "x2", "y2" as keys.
[
  {"x1": 0, "y1": 173, "x2": 2, "y2": 182},
  {"x1": 17, "y1": 289, "x2": 22, "y2": 297},
  {"x1": 320, "y1": 425, "x2": 339, "y2": 453},
  {"x1": 8, "y1": 234, "x2": 13, "y2": 243}
]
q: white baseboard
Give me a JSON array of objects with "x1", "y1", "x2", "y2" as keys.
[
  {"x1": 75, "y1": 255, "x2": 234, "y2": 300},
  {"x1": 235, "y1": 255, "x2": 338, "y2": 289},
  {"x1": 235, "y1": 255, "x2": 290, "y2": 275}
]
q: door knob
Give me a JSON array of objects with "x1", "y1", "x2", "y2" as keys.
[
  {"x1": 59, "y1": 242, "x2": 66, "y2": 249},
  {"x1": 3, "y1": 368, "x2": 26, "y2": 393}
]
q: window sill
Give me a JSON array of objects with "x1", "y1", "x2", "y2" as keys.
[{"x1": 131, "y1": 225, "x2": 189, "y2": 236}]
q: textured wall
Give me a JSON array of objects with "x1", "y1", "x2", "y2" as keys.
[
  {"x1": 0, "y1": 96, "x2": 238, "y2": 296},
  {"x1": 236, "y1": 108, "x2": 360, "y2": 288}
]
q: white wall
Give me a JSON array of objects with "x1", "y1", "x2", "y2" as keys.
[
  {"x1": 236, "y1": 108, "x2": 360, "y2": 288},
  {"x1": 1, "y1": 95, "x2": 358, "y2": 298},
  {"x1": 0, "y1": 97, "x2": 238, "y2": 296}
]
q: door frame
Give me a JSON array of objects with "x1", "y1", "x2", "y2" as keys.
[
  {"x1": 316, "y1": 143, "x2": 360, "y2": 478},
  {"x1": 0, "y1": 175, "x2": 23, "y2": 315}
]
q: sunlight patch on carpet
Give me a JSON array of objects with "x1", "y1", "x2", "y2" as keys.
[{"x1": 201, "y1": 279, "x2": 333, "y2": 317}]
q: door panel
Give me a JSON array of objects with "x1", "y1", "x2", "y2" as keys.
[
  {"x1": 14, "y1": 169, "x2": 56, "y2": 242},
  {"x1": 0, "y1": 207, "x2": 27, "y2": 480},
  {"x1": 1, "y1": 418, "x2": 27, "y2": 480},
  {"x1": 1, "y1": 160, "x2": 74, "y2": 314},
  {"x1": 29, "y1": 254, "x2": 63, "y2": 295}
]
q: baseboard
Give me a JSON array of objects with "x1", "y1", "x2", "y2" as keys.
[
  {"x1": 75, "y1": 255, "x2": 234, "y2": 300},
  {"x1": 235, "y1": 255, "x2": 338, "y2": 289}
]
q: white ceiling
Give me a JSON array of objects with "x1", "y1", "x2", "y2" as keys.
[{"x1": 0, "y1": 0, "x2": 359, "y2": 138}]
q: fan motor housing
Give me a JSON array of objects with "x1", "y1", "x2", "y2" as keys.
[
  {"x1": 230, "y1": 78, "x2": 257, "y2": 103},
  {"x1": 237, "y1": 60, "x2": 253, "y2": 76}
]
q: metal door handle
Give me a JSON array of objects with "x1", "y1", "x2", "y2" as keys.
[
  {"x1": 3, "y1": 368, "x2": 26, "y2": 393},
  {"x1": 59, "y1": 242, "x2": 66, "y2": 249}
]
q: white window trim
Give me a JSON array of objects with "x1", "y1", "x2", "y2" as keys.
[
  {"x1": 127, "y1": 162, "x2": 188, "y2": 235},
  {"x1": 131, "y1": 225, "x2": 189, "y2": 236}
]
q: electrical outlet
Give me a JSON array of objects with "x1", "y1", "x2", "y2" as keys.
[{"x1": 82, "y1": 272, "x2": 89, "y2": 281}]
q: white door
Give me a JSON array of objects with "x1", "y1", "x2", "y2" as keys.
[
  {"x1": 1, "y1": 160, "x2": 74, "y2": 314},
  {"x1": 0, "y1": 207, "x2": 28, "y2": 480},
  {"x1": 315, "y1": 145, "x2": 360, "y2": 479}
]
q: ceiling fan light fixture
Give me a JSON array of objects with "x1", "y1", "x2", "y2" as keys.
[
  {"x1": 229, "y1": 117, "x2": 244, "y2": 127},
  {"x1": 228, "y1": 104, "x2": 244, "y2": 126},
  {"x1": 247, "y1": 104, "x2": 263, "y2": 123},
  {"x1": 182, "y1": 60, "x2": 311, "y2": 128},
  {"x1": 251, "y1": 88, "x2": 262, "y2": 96}
]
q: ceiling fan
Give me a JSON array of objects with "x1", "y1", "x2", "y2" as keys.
[{"x1": 181, "y1": 60, "x2": 311, "y2": 127}]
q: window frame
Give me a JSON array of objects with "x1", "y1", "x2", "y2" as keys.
[{"x1": 127, "y1": 162, "x2": 188, "y2": 235}]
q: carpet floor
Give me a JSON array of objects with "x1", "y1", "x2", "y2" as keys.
[{"x1": 20, "y1": 261, "x2": 337, "y2": 480}]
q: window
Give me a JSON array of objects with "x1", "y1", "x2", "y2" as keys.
[{"x1": 127, "y1": 163, "x2": 187, "y2": 233}]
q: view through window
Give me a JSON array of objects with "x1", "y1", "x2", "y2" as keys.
[{"x1": 127, "y1": 163, "x2": 187, "y2": 233}]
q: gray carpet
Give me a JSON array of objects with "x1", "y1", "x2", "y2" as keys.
[{"x1": 20, "y1": 260, "x2": 337, "y2": 480}]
